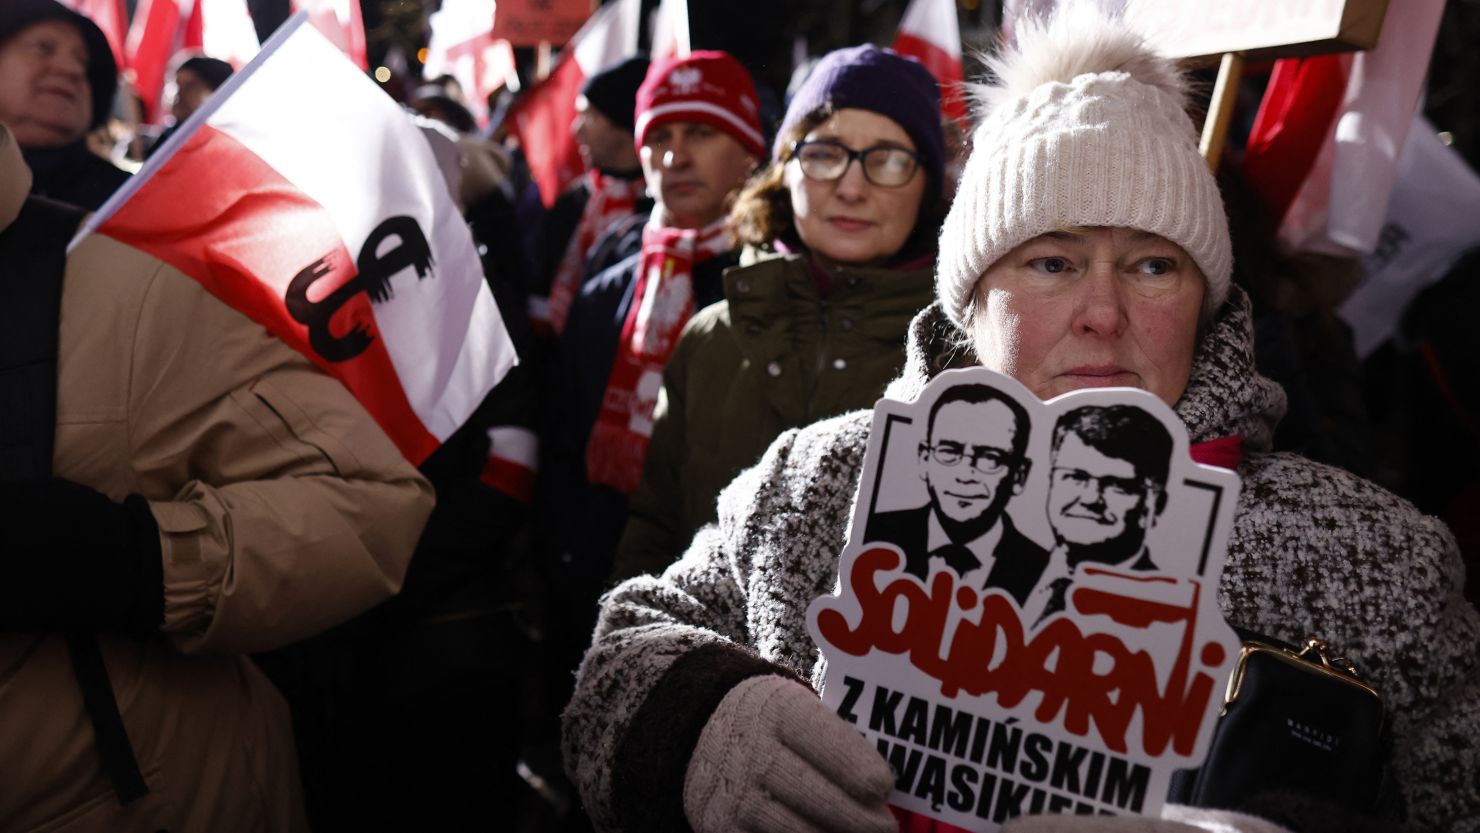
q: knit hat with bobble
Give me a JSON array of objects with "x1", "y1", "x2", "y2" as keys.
[{"x1": 935, "y1": 7, "x2": 1232, "y2": 327}]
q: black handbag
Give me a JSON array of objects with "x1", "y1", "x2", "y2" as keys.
[{"x1": 1168, "y1": 634, "x2": 1403, "y2": 821}]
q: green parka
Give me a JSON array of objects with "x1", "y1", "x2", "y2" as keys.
[{"x1": 610, "y1": 248, "x2": 935, "y2": 581}]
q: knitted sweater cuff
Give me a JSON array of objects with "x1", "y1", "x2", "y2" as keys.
[{"x1": 611, "y1": 642, "x2": 802, "y2": 832}]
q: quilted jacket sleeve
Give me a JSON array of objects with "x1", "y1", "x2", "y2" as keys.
[{"x1": 122, "y1": 260, "x2": 435, "y2": 655}]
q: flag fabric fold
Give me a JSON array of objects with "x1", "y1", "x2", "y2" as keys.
[
  {"x1": 893, "y1": 0, "x2": 966, "y2": 124},
  {"x1": 1338, "y1": 118, "x2": 1480, "y2": 358},
  {"x1": 1243, "y1": 0, "x2": 1445, "y2": 256},
  {"x1": 78, "y1": 16, "x2": 516, "y2": 465}
]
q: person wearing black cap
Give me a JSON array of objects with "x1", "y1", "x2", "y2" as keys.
[
  {"x1": 146, "y1": 54, "x2": 234, "y2": 160},
  {"x1": 0, "y1": 0, "x2": 130, "y2": 210},
  {"x1": 530, "y1": 54, "x2": 651, "y2": 336},
  {"x1": 408, "y1": 82, "x2": 479, "y2": 135}
]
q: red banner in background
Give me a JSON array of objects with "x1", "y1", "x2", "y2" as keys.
[
  {"x1": 506, "y1": 0, "x2": 641, "y2": 207},
  {"x1": 493, "y1": 0, "x2": 590, "y2": 47}
]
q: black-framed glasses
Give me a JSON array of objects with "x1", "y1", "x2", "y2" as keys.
[
  {"x1": 790, "y1": 140, "x2": 922, "y2": 188},
  {"x1": 1050, "y1": 467, "x2": 1148, "y2": 500},
  {"x1": 921, "y1": 443, "x2": 1015, "y2": 475}
]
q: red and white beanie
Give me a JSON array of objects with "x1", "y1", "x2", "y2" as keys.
[{"x1": 634, "y1": 51, "x2": 766, "y2": 158}]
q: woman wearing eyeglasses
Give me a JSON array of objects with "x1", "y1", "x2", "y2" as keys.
[{"x1": 610, "y1": 45, "x2": 947, "y2": 582}]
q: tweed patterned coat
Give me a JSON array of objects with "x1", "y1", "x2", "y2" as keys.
[{"x1": 562, "y1": 290, "x2": 1480, "y2": 833}]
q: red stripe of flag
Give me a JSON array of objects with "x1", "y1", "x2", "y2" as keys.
[
  {"x1": 893, "y1": 32, "x2": 966, "y2": 125},
  {"x1": 479, "y1": 455, "x2": 537, "y2": 503},
  {"x1": 1241, "y1": 55, "x2": 1349, "y2": 223}
]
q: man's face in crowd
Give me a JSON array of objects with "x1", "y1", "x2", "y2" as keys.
[
  {"x1": 171, "y1": 67, "x2": 215, "y2": 125},
  {"x1": 572, "y1": 95, "x2": 638, "y2": 173},
  {"x1": 0, "y1": 20, "x2": 93, "y2": 149},
  {"x1": 1047, "y1": 432, "x2": 1160, "y2": 561},
  {"x1": 921, "y1": 399, "x2": 1023, "y2": 530},
  {"x1": 639, "y1": 120, "x2": 756, "y2": 229}
]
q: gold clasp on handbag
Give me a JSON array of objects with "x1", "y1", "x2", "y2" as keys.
[
  {"x1": 1223, "y1": 635, "x2": 1379, "y2": 714},
  {"x1": 1296, "y1": 637, "x2": 1363, "y2": 679}
]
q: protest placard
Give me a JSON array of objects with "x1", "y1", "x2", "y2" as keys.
[{"x1": 808, "y1": 368, "x2": 1241, "y2": 829}]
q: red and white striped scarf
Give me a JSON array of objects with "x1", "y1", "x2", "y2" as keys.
[
  {"x1": 586, "y1": 217, "x2": 730, "y2": 494},
  {"x1": 545, "y1": 171, "x2": 645, "y2": 334}
]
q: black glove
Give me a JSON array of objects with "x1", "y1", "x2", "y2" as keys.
[{"x1": 0, "y1": 478, "x2": 164, "y2": 635}]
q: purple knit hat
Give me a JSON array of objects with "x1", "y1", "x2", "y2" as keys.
[{"x1": 775, "y1": 44, "x2": 945, "y2": 189}]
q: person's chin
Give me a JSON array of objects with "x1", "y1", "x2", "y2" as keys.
[{"x1": 942, "y1": 500, "x2": 989, "y2": 521}]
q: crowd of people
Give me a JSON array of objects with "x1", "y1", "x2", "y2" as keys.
[{"x1": 1, "y1": 0, "x2": 1476, "y2": 832}]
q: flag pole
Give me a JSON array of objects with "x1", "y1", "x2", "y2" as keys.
[
  {"x1": 69, "y1": 12, "x2": 312, "y2": 253},
  {"x1": 1199, "y1": 50, "x2": 1245, "y2": 175}
]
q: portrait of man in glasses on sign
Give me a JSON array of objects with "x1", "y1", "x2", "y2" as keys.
[
  {"x1": 1021, "y1": 406, "x2": 1174, "y2": 626},
  {"x1": 863, "y1": 383, "x2": 1050, "y2": 605}
]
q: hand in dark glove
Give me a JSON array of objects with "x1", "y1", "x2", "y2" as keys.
[{"x1": 0, "y1": 478, "x2": 164, "y2": 635}]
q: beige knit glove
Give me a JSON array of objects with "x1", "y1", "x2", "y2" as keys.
[
  {"x1": 682, "y1": 675, "x2": 897, "y2": 833},
  {"x1": 1002, "y1": 803, "x2": 1296, "y2": 833}
]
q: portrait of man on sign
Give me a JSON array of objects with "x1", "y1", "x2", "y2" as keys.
[
  {"x1": 1025, "y1": 405, "x2": 1175, "y2": 625},
  {"x1": 863, "y1": 382, "x2": 1049, "y2": 605}
]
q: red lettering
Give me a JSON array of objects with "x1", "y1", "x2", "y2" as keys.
[{"x1": 814, "y1": 551, "x2": 1225, "y2": 758}]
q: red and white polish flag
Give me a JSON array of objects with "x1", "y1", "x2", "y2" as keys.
[
  {"x1": 893, "y1": 0, "x2": 966, "y2": 124},
  {"x1": 73, "y1": 15, "x2": 517, "y2": 466},
  {"x1": 1244, "y1": 0, "x2": 1445, "y2": 256},
  {"x1": 507, "y1": 0, "x2": 642, "y2": 207}
]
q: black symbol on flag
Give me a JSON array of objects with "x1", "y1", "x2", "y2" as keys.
[{"x1": 285, "y1": 216, "x2": 434, "y2": 362}]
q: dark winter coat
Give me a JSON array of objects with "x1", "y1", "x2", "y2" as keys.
[
  {"x1": 562, "y1": 289, "x2": 1480, "y2": 833},
  {"x1": 611, "y1": 249, "x2": 936, "y2": 581}
]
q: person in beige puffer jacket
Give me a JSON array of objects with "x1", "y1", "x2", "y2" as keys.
[{"x1": 0, "y1": 122, "x2": 434, "y2": 833}]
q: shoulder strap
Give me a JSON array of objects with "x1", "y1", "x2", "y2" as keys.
[
  {"x1": 0, "y1": 197, "x2": 150, "y2": 805},
  {"x1": 0, "y1": 196, "x2": 80, "y2": 480}
]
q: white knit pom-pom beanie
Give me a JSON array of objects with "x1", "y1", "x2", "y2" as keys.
[{"x1": 936, "y1": 6, "x2": 1232, "y2": 327}]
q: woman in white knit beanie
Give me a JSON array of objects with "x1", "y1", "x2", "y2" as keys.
[
  {"x1": 561, "y1": 7, "x2": 1480, "y2": 833},
  {"x1": 938, "y1": 5, "x2": 1232, "y2": 409}
]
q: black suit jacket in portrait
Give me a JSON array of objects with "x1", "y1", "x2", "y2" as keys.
[{"x1": 863, "y1": 505, "x2": 1050, "y2": 606}]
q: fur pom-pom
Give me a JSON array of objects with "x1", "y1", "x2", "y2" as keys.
[{"x1": 971, "y1": 3, "x2": 1187, "y2": 117}]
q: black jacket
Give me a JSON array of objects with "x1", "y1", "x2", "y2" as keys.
[
  {"x1": 22, "y1": 141, "x2": 130, "y2": 211},
  {"x1": 864, "y1": 506, "x2": 1050, "y2": 605}
]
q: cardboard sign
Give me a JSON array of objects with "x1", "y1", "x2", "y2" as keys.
[
  {"x1": 807, "y1": 368, "x2": 1241, "y2": 829},
  {"x1": 492, "y1": 0, "x2": 590, "y2": 46},
  {"x1": 1123, "y1": 0, "x2": 1388, "y2": 62}
]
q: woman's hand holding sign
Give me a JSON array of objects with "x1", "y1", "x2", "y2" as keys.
[{"x1": 684, "y1": 675, "x2": 897, "y2": 833}]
